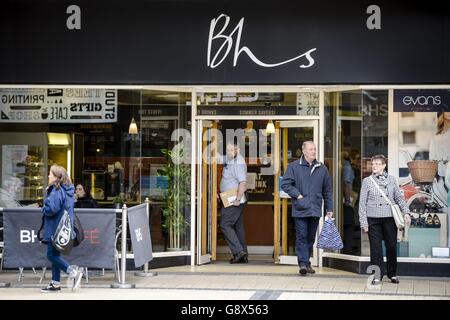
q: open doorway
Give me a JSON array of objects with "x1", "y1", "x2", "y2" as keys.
[{"x1": 197, "y1": 119, "x2": 320, "y2": 265}]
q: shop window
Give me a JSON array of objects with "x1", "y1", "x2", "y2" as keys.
[
  {"x1": 0, "y1": 88, "x2": 192, "y2": 254},
  {"x1": 397, "y1": 108, "x2": 449, "y2": 259},
  {"x1": 325, "y1": 90, "x2": 389, "y2": 257}
]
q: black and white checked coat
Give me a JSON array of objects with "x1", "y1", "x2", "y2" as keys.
[{"x1": 358, "y1": 173, "x2": 410, "y2": 229}]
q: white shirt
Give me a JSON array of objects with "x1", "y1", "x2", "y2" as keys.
[
  {"x1": 429, "y1": 129, "x2": 450, "y2": 177},
  {"x1": 219, "y1": 154, "x2": 247, "y2": 193}
]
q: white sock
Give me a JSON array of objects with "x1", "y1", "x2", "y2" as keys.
[
  {"x1": 67, "y1": 265, "x2": 79, "y2": 277},
  {"x1": 51, "y1": 281, "x2": 60, "y2": 286}
]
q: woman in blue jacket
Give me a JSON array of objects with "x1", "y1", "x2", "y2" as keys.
[{"x1": 41, "y1": 164, "x2": 82, "y2": 292}]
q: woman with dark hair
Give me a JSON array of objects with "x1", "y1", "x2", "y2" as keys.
[
  {"x1": 41, "y1": 164, "x2": 83, "y2": 292},
  {"x1": 75, "y1": 184, "x2": 98, "y2": 208},
  {"x1": 358, "y1": 155, "x2": 411, "y2": 285}
]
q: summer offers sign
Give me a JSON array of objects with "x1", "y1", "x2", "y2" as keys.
[
  {"x1": 0, "y1": 88, "x2": 117, "y2": 123},
  {"x1": 394, "y1": 90, "x2": 450, "y2": 112}
]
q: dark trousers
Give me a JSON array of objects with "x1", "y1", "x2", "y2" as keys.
[
  {"x1": 294, "y1": 217, "x2": 320, "y2": 267},
  {"x1": 46, "y1": 244, "x2": 70, "y2": 282},
  {"x1": 220, "y1": 203, "x2": 247, "y2": 256},
  {"x1": 367, "y1": 217, "x2": 398, "y2": 278}
]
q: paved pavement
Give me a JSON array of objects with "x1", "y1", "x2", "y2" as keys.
[{"x1": 1, "y1": 263, "x2": 449, "y2": 300}]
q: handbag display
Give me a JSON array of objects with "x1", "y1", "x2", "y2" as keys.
[
  {"x1": 317, "y1": 217, "x2": 344, "y2": 250},
  {"x1": 369, "y1": 176, "x2": 405, "y2": 230}
]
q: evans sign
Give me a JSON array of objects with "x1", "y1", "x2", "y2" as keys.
[{"x1": 394, "y1": 90, "x2": 450, "y2": 112}]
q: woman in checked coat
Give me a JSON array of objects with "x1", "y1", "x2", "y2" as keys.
[{"x1": 359, "y1": 155, "x2": 411, "y2": 285}]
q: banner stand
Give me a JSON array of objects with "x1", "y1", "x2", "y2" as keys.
[
  {"x1": 111, "y1": 204, "x2": 136, "y2": 289},
  {"x1": 135, "y1": 198, "x2": 158, "y2": 278},
  {"x1": 0, "y1": 208, "x2": 8, "y2": 287}
]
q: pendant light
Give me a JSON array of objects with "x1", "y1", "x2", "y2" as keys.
[
  {"x1": 129, "y1": 91, "x2": 140, "y2": 135},
  {"x1": 128, "y1": 117, "x2": 138, "y2": 134},
  {"x1": 265, "y1": 120, "x2": 275, "y2": 135},
  {"x1": 245, "y1": 120, "x2": 254, "y2": 134}
]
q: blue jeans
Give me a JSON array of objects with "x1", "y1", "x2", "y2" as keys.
[
  {"x1": 46, "y1": 244, "x2": 70, "y2": 282},
  {"x1": 294, "y1": 217, "x2": 320, "y2": 267}
]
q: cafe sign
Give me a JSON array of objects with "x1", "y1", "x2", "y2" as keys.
[{"x1": 0, "y1": 88, "x2": 117, "y2": 123}]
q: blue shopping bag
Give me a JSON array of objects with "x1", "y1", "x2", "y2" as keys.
[{"x1": 317, "y1": 217, "x2": 344, "y2": 250}]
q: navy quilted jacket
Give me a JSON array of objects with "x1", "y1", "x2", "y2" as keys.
[{"x1": 281, "y1": 156, "x2": 333, "y2": 218}]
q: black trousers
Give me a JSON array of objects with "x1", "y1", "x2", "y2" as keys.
[
  {"x1": 367, "y1": 217, "x2": 398, "y2": 278},
  {"x1": 220, "y1": 203, "x2": 247, "y2": 256}
]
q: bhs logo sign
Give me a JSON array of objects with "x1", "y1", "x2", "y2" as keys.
[{"x1": 20, "y1": 230, "x2": 38, "y2": 243}]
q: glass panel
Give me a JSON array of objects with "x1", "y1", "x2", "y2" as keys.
[
  {"x1": 397, "y1": 110, "x2": 449, "y2": 258},
  {"x1": 0, "y1": 88, "x2": 192, "y2": 254},
  {"x1": 198, "y1": 122, "x2": 217, "y2": 262},
  {"x1": 0, "y1": 133, "x2": 48, "y2": 207},
  {"x1": 1, "y1": 144, "x2": 45, "y2": 205},
  {"x1": 324, "y1": 91, "x2": 362, "y2": 255},
  {"x1": 202, "y1": 120, "x2": 276, "y2": 260},
  {"x1": 139, "y1": 90, "x2": 191, "y2": 252},
  {"x1": 282, "y1": 126, "x2": 315, "y2": 256},
  {"x1": 324, "y1": 90, "x2": 388, "y2": 256}
]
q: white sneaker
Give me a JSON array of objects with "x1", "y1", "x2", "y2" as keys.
[
  {"x1": 72, "y1": 267, "x2": 83, "y2": 291},
  {"x1": 66, "y1": 265, "x2": 78, "y2": 289}
]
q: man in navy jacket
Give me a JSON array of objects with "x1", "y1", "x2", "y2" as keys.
[{"x1": 281, "y1": 141, "x2": 333, "y2": 275}]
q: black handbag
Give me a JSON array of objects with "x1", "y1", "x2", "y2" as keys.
[
  {"x1": 51, "y1": 188, "x2": 76, "y2": 254},
  {"x1": 52, "y1": 209, "x2": 74, "y2": 255},
  {"x1": 73, "y1": 214, "x2": 84, "y2": 247},
  {"x1": 39, "y1": 210, "x2": 84, "y2": 250}
]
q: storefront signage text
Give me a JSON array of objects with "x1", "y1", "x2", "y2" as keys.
[
  {"x1": 207, "y1": 14, "x2": 317, "y2": 69},
  {"x1": 197, "y1": 105, "x2": 297, "y2": 116},
  {"x1": 394, "y1": 90, "x2": 450, "y2": 112},
  {"x1": 0, "y1": 88, "x2": 117, "y2": 123},
  {"x1": 297, "y1": 92, "x2": 320, "y2": 116}
]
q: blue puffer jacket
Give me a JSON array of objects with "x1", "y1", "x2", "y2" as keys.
[
  {"x1": 281, "y1": 156, "x2": 333, "y2": 218},
  {"x1": 41, "y1": 183, "x2": 75, "y2": 242}
]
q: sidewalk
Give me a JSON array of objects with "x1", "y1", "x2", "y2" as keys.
[{"x1": 1, "y1": 262, "x2": 449, "y2": 300}]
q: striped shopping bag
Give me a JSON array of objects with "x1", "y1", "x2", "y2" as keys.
[{"x1": 317, "y1": 218, "x2": 344, "y2": 250}]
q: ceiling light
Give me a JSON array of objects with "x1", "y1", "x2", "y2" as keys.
[
  {"x1": 128, "y1": 117, "x2": 138, "y2": 135},
  {"x1": 265, "y1": 120, "x2": 275, "y2": 135}
]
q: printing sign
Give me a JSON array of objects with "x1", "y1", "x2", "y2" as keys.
[{"x1": 0, "y1": 88, "x2": 117, "y2": 123}]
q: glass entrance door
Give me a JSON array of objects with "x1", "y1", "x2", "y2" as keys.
[
  {"x1": 197, "y1": 119, "x2": 320, "y2": 265},
  {"x1": 196, "y1": 120, "x2": 218, "y2": 264},
  {"x1": 275, "y1": 120, "x2": 319, "y2": 265}
]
